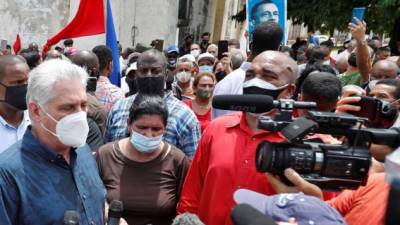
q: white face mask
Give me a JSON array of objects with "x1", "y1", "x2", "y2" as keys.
[
  {"x1": 130, "y1": 130, "x2": 163, "y2": 154},
  {"x1": 40, "y1": 109, "x2": 89, "y2": 148},
  {"x1": 190, "y1": 49, "x2": 200, "y2": 58},
  {"x1": 176, "y1": 71, "x2": 192, "y2": 83}
]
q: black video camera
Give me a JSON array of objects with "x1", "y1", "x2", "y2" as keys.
[
  {"x1": 211, "y1": 95, "x2": 400, "y2": 190},
  {"x1": 255, "y1": 101, "x2": 400, "y2": 191}
]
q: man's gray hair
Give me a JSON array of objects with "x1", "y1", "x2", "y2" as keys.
[
  {"x1": 172, "y1": 213, "x2": 205, "y2": 225},
  {"x1": 207, "y1": 44, "x2": 218, "y2": 51},
  {"x1": 177, "y1": 58, "x2": 194, "y2": 69},
  {"x1": 27, "y1": 59, "x2": 88, "y2": 107}
]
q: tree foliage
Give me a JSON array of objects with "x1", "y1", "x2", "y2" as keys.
[{"x1": 288, "y1": 0, "x2": 400, "y2": 34}]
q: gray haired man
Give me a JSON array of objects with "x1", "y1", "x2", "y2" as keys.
[{"x1": 0, "y1": 60, "x2": 106, "y2": 224}]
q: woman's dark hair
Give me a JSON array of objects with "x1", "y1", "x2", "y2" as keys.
[{"x1": 128, "y1": 94, "x2": 169, "y2": 126}]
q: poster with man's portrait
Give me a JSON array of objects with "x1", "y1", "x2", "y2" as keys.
[{"x1": 247, "y1": 0, "x2": 287, "y2": 44}]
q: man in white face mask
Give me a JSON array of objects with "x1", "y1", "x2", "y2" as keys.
[
  {"x1": 0, "y1": 59, "x2": 106, "y2": 225},
  {"x1": 190, "y1": 43, "x2": 201, "y2": 60},
  {"x1": 172, "y1": 59, "x2": 195, "y2": 100}
]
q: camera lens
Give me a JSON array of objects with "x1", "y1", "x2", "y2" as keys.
[
  {"x1": 256, "y1": 141, "x2": 316, "y2": 174},
  {"x1": 256, "y1": 141, "x2": 288, "y2": 173}
]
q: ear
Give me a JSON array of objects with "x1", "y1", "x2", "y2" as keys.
[
  {"x1": 126, "y1": 119, "x2": 133, "y2": 133},
  {"x1": 286, "y1": 83, "x2": 296, "y2": 98},
  {"x1": 107, "y1": 61, "x2": 113, "y2": 72},
  {"x1": 28, "y1": 102, "x2": 42, "y2": 124},
  {"x1": 393, "y1": 101, "x2": 400, "y2": 110}
]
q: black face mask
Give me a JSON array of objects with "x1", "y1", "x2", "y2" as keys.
[
  {"x1": 86, "y1": 77, "x2": 97, "y2": 93},
  {"x1": 136, "y1": 76, "x2": 165, "y2": 97},
  {"x1": 0, "y1": 82, "x2": 27, "y2": 110},
  {"x1": 215, "y1": 71, "x2": 227, "y2": 82},
  {"x1": 125, "y1": 76, "x2": 137, "y2": 96},
  {"x1": 374, "y1": 100, "x2": 399, "y2": 128},
  {"x1": 165, "y1": 73, "x2": 175, "y2": 91},
  {"x1": 243, "y1": 86, "x2": 285, "y2": 100}
]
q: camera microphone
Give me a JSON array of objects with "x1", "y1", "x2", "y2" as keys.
[
  {"x1": 231, "y1": 204, "x2": 277, "y2": 225},
  {"x1": 212, "y1": 95, "x2": 275, "y2": 113},
  {"x1": 108, "y1": 200, "x2": 123, "y2": 225},
  {"x1": 63, "y1": 210, "x2": 80, "y2": 225},
  {"x1": 212, "y1": 95, "x2": 317, "y2": 113}
]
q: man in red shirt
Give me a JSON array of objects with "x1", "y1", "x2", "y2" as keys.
[{"x1": 177, "y1": 50, "x2": 298, "y2": 225}]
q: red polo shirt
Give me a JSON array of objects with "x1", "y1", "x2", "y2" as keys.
[
  {"x1": 177, "y1": 112, "x2": 284, "y2": 225},
  {"x1": 327, "y1": 173, "x2": 389, "y2": 225}
]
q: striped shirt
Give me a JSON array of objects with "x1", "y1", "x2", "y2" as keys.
[{"x1": 95, "y1": 76, "x2": 125, "y2": 113}]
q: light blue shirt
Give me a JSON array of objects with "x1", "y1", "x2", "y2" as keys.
[
  {"x1": 212, "y1": 62, "x2": 251, "y2": 119},
  {"x1": 0, "y1": 111, "x2": 30, "y2": 153},
  {"x1": 0, "y1": 127, "x2": 106, "y2": 225}
]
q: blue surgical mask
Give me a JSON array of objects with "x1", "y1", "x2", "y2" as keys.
[
  {"x1": 130, "y1": 131, "x2": 163, "y2": 153},
  {"x1": 199, "y1": 65, "x2": 213, "y2": 74}
]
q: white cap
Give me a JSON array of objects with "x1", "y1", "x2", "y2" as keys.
[
  {"x1": 179, "y1": 54, "x2": 196, "y2": 64},
  {"x1": 126, "y1": 62, "x2": 137, "y2": 75},
  {"x1": 197, "y1": 52, "x2": 216, "y2": 64}
]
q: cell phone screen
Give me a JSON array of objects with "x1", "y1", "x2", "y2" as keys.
[
  {"x1": 350, "y1": 95, "x2": 379, "y2": 121},
  {"x1": 218, "y1": 40, "x2": 229, "y2": 60},
  {"x1": 351, "y1": 7, "x2": 366, "y2": 24}
]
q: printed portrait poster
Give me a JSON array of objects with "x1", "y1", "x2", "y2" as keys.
[{"x1": 247, "y1": 0, "x2": 287, "y2": 45}]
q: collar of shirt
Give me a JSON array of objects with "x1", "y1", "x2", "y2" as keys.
[
  {"x1": 97, "y1": 75, "x2": 111, "y2": 84},
  {"x1": 224, "y1": 112, "x2": 284, "y2": 139},
  {"x1": 21, "y1": 126, "x2": 77, "y2": 167},
  {"x1": 0, "y1": 110, "x2": 31, "y2": 129}
]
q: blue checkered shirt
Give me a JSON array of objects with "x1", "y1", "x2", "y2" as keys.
[{"x1": 105, "y1": 91, "x2": 201, "y2": 159}]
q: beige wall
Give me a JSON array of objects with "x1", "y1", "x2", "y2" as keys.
[
  {"x1": 0, "y1": 0, "x2": 251, "y2": 51},
  {"x1": 0, "y1": 0, "x2": 70, "y2": 50}
]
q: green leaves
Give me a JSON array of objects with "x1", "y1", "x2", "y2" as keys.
[{"x1": 287, "y1": 0, "x2": 400, "y2": 34}]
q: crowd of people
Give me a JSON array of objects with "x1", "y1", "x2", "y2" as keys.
[{"x1": 0, "y1": 17, "x2": 399, "y2": 225}]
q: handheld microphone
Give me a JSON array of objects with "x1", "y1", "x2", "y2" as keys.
[
  {"x1": 63, "y1": 210, "x2": 80, "y2": 225},
  {"x1": 108, "y1": 200, "x2": 123, "y2": 225},
  {"x1": 231, "y1": 204, "x2": 277, "y2": 225},
  {"x1": 212, "y1": 95, "x2": 275, "y2": 113}
]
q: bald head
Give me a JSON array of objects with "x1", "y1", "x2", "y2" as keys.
[
  {"x1": 251, "y1": 50, "x2": 298, "y2": 83},
  {"x1": 335, "y1": 55, "x2": 349, "y2": 74},
  {"x1": 71, "y1": 50, "x2": 100, "y2": 76},
  {"x1": 137, "y1": 49, "x2": 166, "y2": 70},
  {"x1": 45, "y1": 50, "x2": 62, "y2": 61},
  {"x1": 371, "y1": 60, "x2": 399, "y2": 80},
  {"x1": 0, "y1": 55, "x2": 27, "y2": 81}
]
